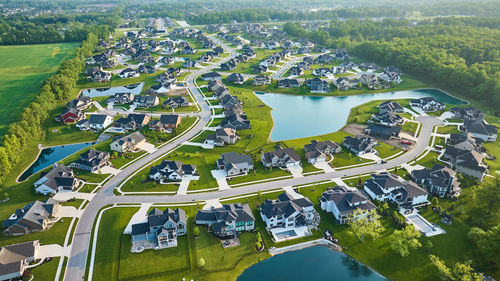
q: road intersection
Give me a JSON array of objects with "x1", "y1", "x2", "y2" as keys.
[{"x1": 63, "y1": 38, "x2": 443, "y2": 281}]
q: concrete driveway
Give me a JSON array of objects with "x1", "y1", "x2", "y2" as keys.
[
  {"x1": 123, "y1": 203, "x2": 151, "y2": 234},
  {"x1": 60, "y1": 207, "x2": 84, "y2": 218},
  {"x1": 313, "y1": 161, "x2": 334, "y2": 173},
  {"x1": 37, "y1": 244, "x2": 70, "y2": 259},
  {"x1": 53, "y1": 192, "x2": 95, "y2": 201},
  {"x1": 136, "y1": 142, "x2": 157, "y2": 153},
  {"x1": 287, "y1": 166, "x2": 303, "y2": 178},
  {"x1": 211, "y1": 170, "x2": 230, "y2": 190}
]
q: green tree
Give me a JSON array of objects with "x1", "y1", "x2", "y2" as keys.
[
  {"x1": 429, "y1": 255, "x2": 483, "y2": 281},
  {"x1": 198, "y1": 257, "x2": 205, "y2": 268},
  {"x1": 432, "y1": 197, "x2": 439, "y2": 207},
  {"x1": 347, "y1": 209, "x2": 385, "y2": 241},
  {"x1": 193, "y1": 226, "x2": 200, "y2": 237},
  {"x1": 468, "y1": 224, "x2": 500, "y2": 259},
  {"x1": 388, "y1": 225, "x2": 422, "y2": 257},
  {"x1": 473, "y1": 175, "x2": 500, "y2": 215}
]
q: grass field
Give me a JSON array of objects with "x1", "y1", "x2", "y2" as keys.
[{"x1": 0, "y1": 42, "x2": 79, "y2": 135}]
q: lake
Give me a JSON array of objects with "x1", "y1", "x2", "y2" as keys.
[
  {"x1": 255, "y1": 89, "x2": 467, "y2": 141},
  {"x1": 19, "y1": 142, "x2": 96, "y2": 181},
  {"x1": 81, "y1": 83, "x2": 144, "y2": 98},
  {"x1": 237, "y1": 246, "x2": 387, "y2": 281}
]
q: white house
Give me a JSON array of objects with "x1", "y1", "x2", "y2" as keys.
[
  {"x1": 363, "y1": 173, "x2": 429, "y2": 207},
  {"x1": 320, "y1": 186, "x2": 377, "y2": 224},
  {"x1": 88, "y1": 114, "x2": 113, "y2": 130},
  {"x1": 260, "y1": 193, "x2": 315, "y2": 229}
]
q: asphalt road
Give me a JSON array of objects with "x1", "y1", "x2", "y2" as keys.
[{"x1": 63, "y1": 38, "x2": 442, "y2": 281}]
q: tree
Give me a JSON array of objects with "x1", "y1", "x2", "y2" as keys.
[
  {"x1": 388, "y1": 225, "x2": 422, "y2": 257},
  {"x1": 198, "y1": 257, "x2": 205, "y2": 268},
  {"x1": 193, "y1": 226, "x2": 200, "y2": 237},
  {"x1": 468, "y1": 224, "x2": 500, "y2": 259},
  {"x1": 432, "y1": 197, "x2": 439, "y2": 207},
  {"x1": 429, "y1": 255, "x2": 483, "y2": 281},
  {"x1": 255, "y1": 241, "x2": 262, "y2": 250},
  {"x1": 473, "y1": 175, "x2": 500, "y2": 215},
  {"x1": 347, "y1": 209, "x2": 385, "y2": 241}
]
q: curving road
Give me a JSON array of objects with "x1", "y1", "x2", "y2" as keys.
[{"x1": 63, "y1": 38, "x2": 443, "y2": 281}]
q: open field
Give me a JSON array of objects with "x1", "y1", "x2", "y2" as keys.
[{"x1": 0, "y1": 42, "x2": 79, "y2": 135}]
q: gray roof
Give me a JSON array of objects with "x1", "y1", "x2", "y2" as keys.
[
  {"x1": 262, "y1": 147, "x2": 301, "y2": 164},
  {"x1": 320, "y1": 186, "x2": 376, "y2": 216},
  {"x1": 260, "y1": 192, "x2": 313, "y2": 219},
  {"x1": 195, "y1": 203, "x2": 255, "y2": 223},
  {"x1": 219, "y1": 152, "x2": 253, "y2": 166},
  {"x1": 88, "y1": 114, "x2": 110, "y2": 125},
  {"x1": 0, "y1": 241, "x2": 38, "y2": 276}
]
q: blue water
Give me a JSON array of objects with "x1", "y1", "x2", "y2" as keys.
[
  {"x1": 255, "y1": 89, "x2": 467, "y2": 141},
  {"x1": 19, "y1": 142, "x2": 96, "y2": 181},
  {"x1": 237, "y1": 246, "x2": 387, "y2": 281}
]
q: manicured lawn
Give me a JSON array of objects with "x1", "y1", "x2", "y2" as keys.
[
  {"x1": 220, "y1": 48, "x2": 282, "y2": 74},
  {"x1": 436, "y1": 125, "x2": 461, "y2": 134},
  {"x1": 412, "y1": 151, "x2": 443, "y2": 168},
  {"x1": 0, "y1": 218, "x2": 71, "y2": 247},
  {"x1": 29, "y1": 257, "x2": 60, "y2": 281},
  {"x1": 375, "y1": 143, "x2": 402, "y2": 159},
  {"x1": 402, "y1": 121, "x2": 419, "y2": 134},
  {"x1": 0, "y1": 42, "x2": 79, "y2": 135}
]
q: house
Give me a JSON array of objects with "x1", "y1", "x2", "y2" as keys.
[
  {"x1": 366, "y1": 124, "x2": 401, "y2": 140},
  {"x1": 131, "y1": 208, "x2": 187, "y2": 250},
  {"x1": 180, "y1": 46, "x2": 195, "y2": 54},
  {"x1": 204, "y1": 128, "x2": 239, "y2": 147},
  {"x1": 220, "y1": 61, "x2": 236, "y2": 71},
  {"x1": 119, "y1": 68, "x2": 139, "y2": 79},
  {"x1": 371, "y1": 111, "x2": 404, "y2": 126},
  {"x1": 320, "y1": 186, "x2": 377, "y2": 224},
  {"x1": 359, "y1": 73, "x2": 380, "y2": 89},
  {"x1": 277, "y1": 79, "x2": 299, "y2": 88},
  {"x1": 149, "y1": 114, "x2": 182, "y2": 131},
  {"x1": 312, "y1": 68, "x2": 334, "y2": 77},
  {"x1": 110, "y1": 132, "x2": 146, "y2": 153},
  {"x1": 216, "y1": 152, "x2": 254, "y2": 177},
  {"x1": 289, "y1": 66, "x2": 304, "y2": 76},
  {"x1": 155, "y1": 72, "x2": 175, "y2": 84},
  {"x1": 113, "y1": 114, "x2": 151, "y2": 131},
  {"x1": 71, "y1": 149, "x2": 110, "y2": 172},
  {"x1": 109, "y1": 92, "x2": 135, "y2": 104},
  {"x1": 334, "y1": 77, "x2": 357, "y2": 91},
  {"x1": 261, "y1": 147, "x2": 301, "y2": 168},
  {"x1": 60, "y1": 108, "x2": 84, "y2": 124},
  {"x1": 201, "y1": 72, "x2": 222, "y2": 81},
  {"x1": 195, "y1": 204, "x2": 255, "y2": 238},
  {"x1": 133, "y1": 95, "x2": 160, "y2": 108},
  {"x1": 148, "y1": 82, "x2": 172, "y2": 94},
  {"x1": 410, "y1": 97, "x2": 445, "y2": 112},
  {"x1": 314, "y1": 54, "x2": 334, "y2": 64},
  {"x1": 34, "y1": 164, "x2": 80, "y2": 195},
  {"x1": 333, "y1": 48, "x2": 350, "y2": 60},
  {"x1": 260, "y1": 193, "x2": 315, "y2": 229},
  {"x1": 342, "y1": 136, "x2": 377, "y2": 155},
  {"x1": 448, "y1": 133, "x2": 484, "y2": 152},
  {"x1": 306, "y1": 78, "x2": 330, "y2": 93},
  {"x1": 0, "y1": 241, "x2": 40, "y2": 281},
  {"x1": 379, "y1": 101, "x2": 404, "y2": 114},
  {"x1": 463, "y1": 119, "x2": 497, "y2": 142},
  {"x1": 182, "y1": 60, "x2": 199, "y2": 68},
  {"x1": 253, "y1": 75, "x2": 271, "y2": 86},
  {"x1": 89, "y1": 69, "x2": 112, "y2": 83},
  {"x1": 149, "y1": 160, "x2": 197, "y2": 182},
  {"x1": 164, "y1": 96, "x2": 190, "y2": 109},
  {"x1": 225, "y1": 73, "x2": 245, "y2": 85},
  {"x1": 66, "y1": 96, "x2": 92, "y2": 111},
  {"x1": 450, "y1": 107, "x2": 485, "y2": 121},
  {"x1": 137, "y1": 65, "x2": 155, "y2": 74},
  {"x1": 380, "y1": 71, "x2": 402, "y2": 84},
  {"x1": 252, "y1": 65, "x2": 268, "y2": 74},
  {"x1": 443, "y1": 147, "x2": 488, "y2": 180},
  {"x1": 3, "y1": 200, "x2": 60, "y2": 236},
  {"x1": 303, "y1": 140, "x2": 341, "y2": 164},
  {"x1": 384, "y1": 65, "x2": 402, "y2": 75},
  {"x1": 76, "y1": 119, "x2": 90, "y2": 131},
  {"x1": 363, "y1": 173, "x2": 429, "y2": 207},
  {"x1": 221, "y1": 113, "x2": 251, "y2": 130},
  {"x1": 88, "y1": 114, "x2": 113, "y2": 130},
  {"x1": 411, "y1": 165, "x2": 461, "y2": 197}
]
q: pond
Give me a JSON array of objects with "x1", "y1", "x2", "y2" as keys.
[
  {"x1": 255, "y1": 89, "x2": 467, "y2": 141},
  {"x1": 237, "y1": 246, "x2": 387, "y2": 281},
  {"x1": 81, "y1": 83, "x2": 144, "y2": 98},
  {"x1": 19, "y1": 142, "x2": 96, "y2": 181}
]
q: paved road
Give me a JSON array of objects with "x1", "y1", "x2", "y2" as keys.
[
  {"x1": 63, "y1": 38, "x2": 442, "y2": 281},
  {"x1": 63, "y1": 37, "x2": 237, "y2": 281}
]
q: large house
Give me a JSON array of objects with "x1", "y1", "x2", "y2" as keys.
[
  {"x1": 201, "y1": 72, "x2": 222, "y2": 81},
  {"x1": 343, "y1": 136, "x2": 377, "y2": 155},
  {"x1": 0, "y1": 241, "x2": 40, "y2": 281},
  {"x1": 463, "y1": 118, "x2": 497, "y2": 142},
  {"x1": 448, "y1": 133, "x2": 484, "y2": 153},
  {"x1": 113, "y1": 113, "x2": 151, "y2": 131},
  {"x1": 450, "y1": 107, "x2": 485, "y2": 121},
  {"x1": 3, "y1": 200, "x2": 60, "y2": 236},
  {"x1": 303, "y1": 140, "x2": 341, "y2": 164},
  {"x1": 443, "y1": 147, "x2": 487, "y2": 180},
  {"x1": 164, "y1": 96, "x2": 190, "y2": 109},
  {"x1": 371, "y1": 111, "x2": 404, "y2": 127},
  {"x1": 109, "y1": 92, "x2": 135, "y2": 104},
  {"x1": 71, "y1": 149, "x2": 110, "y2": 172},
  {"x1": 320, "y1": 186, "x2": 377, "y2": 224},
  {"x1": 363, "y1": 173, "x2": 428, "y2": 207},
  {"x1": 149, "y1": 115, "x2": 182, "y2": 132},
  {"x1": 88, "y1": 114, "x2": 113, "y2": 131},
  {"x1": 277, "y1": 78, "x2": 300, "y2": 88},
  {"x1": 131, "y1": 208, "x2": 187, "y2": 250},
  {"x1": 305, "y1": 78, "x2": 330, "y2": 93},
  {"x1": 203, "y1": 127, "x2": 239, "y2": 147},
  {"x1": 149, "y1": 160, "x2": 198, "y2": 183},
  {"x1": 59, "y1": 108, "x2": 84, "y2": 124},
  {"x1": 379, "y1": 101, "x2": 404, "y2": 114},
  {"x1": 261, "y1": 147, "x2": 301, "y2": 168},
  {"x1": 133, "y1": 95, "x2": 160, "y2": 108},
  {"x1": 34, "y1": 164, "x2": 80, "y2": 195},
  {"x1": 66, "y1": 96, "x2": 92, "y2": 111},
  {"x1": 260, "y1": 193, "x2": 315, "y2": 229},
  {"x1": 217, "y1": 152, "x2": 254, "y2": 177},
  {"x1": 410, "y1": 97, "x2": 445, "y2": 112},
  {"x1": 253, "y1": 75, "x2": 271, "y2": 86},
  {"x1": 195, "y1": 203, "x2": 255, "y2": 239},
  {"x1": 366, "y1": 124, "x2": 401, "y2": 140},
  {"x1": 221, "y1": 113, "x2": 251, "y2": 131},
  {"x1": 110, "y1": 131, "x2": 146, "y2": 153},
  {"x1": 411, "y1": 165, "x2": 461, "y2": 197}
]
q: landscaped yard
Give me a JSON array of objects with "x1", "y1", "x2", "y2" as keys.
[{"x1": 436, "y1": 125, "x2": 461, "y2": 135}]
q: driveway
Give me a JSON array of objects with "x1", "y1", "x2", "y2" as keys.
[
  {"x1": 287, "y1": 166, "x2": 303, "y2": 178},
  {"x1": 211, "y1": 170, "x2": 230, "y2": 190},
  {"x1": 123, "y1": 203, "x2": 151, "y2": 234},
  {"x1": 136, "y1": 142, "x2": 157, "y2": 153},
  {"x1": 313, "y1": 161, "x2": 334, "y2": 173},
  {"x1": 60, "y1": 207, "x2": 84, "y2": 218},
  {"x1": 359, "y1": 152, "x2": 382, "y2": 162},
  {"x1": 53, "y1": 192, "x2": 95, "y2": 202},
  {"x1": 99, "y1": 166, "x2": 121, "y2": 175},
  {"x1": 37, "y1": 244, "x2": 70, "y2": 259}
]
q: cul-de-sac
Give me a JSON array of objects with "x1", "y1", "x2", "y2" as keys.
[{"x1": 0, "y1": 1, "x2": 498, "y2": 281}]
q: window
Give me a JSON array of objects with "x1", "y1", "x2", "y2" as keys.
[{"x1": 247, "y1": 221, "x2": 253, "y2": 226}]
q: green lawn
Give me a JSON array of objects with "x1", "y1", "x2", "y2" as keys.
[
  {"x1": 436, "y1": 125, "x2": 461, "y2": 135},
  {"x1": 412, "y1": 151, "x2": 443, "y2": 168},
  {"x1": 29, "y1": 257, "x2": 60, "y2": 281},
  {"x1": 402, "y1": 121, "x2": 419, "y2": 134},
  {"x1": 375, "y1": 143, "x2": 402, "y2": 159},
  {"x1": 0, "y1": 42, "x2": 79, "y2": 135}
]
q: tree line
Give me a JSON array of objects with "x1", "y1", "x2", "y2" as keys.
[
  {"x1": 0, "y1": 12, "x2": 118, "y2": 45},
  {"x1": 283, "y1": 18, "x2": 500, "y2": 110},
  {"x1": 0, "y1": 32, "x2": 101, "y2": 185}
]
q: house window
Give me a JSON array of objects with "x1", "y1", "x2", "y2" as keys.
[{"x1": 247, "y1": 221, "x2": 253, "y2": 226}]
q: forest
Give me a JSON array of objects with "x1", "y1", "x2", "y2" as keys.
[{"x1": 283, "y1": 18, "x2": 500, "y2": 110}]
